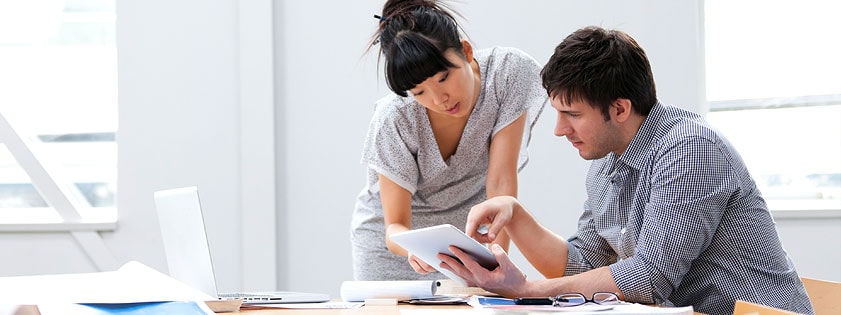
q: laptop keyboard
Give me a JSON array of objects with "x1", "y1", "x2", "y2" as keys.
[
  {"x1": 219, "y1": 292, "x2": 284, "y2": 301},
  {"x1": 220, "y1": 293, "x2": 270, "y2": 298}
]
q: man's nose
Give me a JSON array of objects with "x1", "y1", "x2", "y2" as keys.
[{"x1": 555, "y1": 116, "x2": 571, "y2": 137}]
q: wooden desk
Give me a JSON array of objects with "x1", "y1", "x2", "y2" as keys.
[
  {"x1": 238, "y1": 304, "x2": 467, "y2": 315},
  {"x1": 14, "y1": 301, "x2": 705, "y2": 314},
  {"x1": 235, "y1": 303, "x2": 707, "y2": 315}
]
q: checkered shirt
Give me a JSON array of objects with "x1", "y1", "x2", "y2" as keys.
[{"x1": 563, "y1": 103, "x2": 813, "y2": 315}]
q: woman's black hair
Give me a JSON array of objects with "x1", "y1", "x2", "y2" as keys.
[{"x1": 368, "y1": 0, "x2": 466, "y2": 97}]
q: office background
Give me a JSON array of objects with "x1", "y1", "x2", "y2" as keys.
[{"x1": 0, "y1": 0, "x2": 838, "y2": 299}]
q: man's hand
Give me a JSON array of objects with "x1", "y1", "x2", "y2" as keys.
[
  {"x1": 438, "y1": 243, "x2": 528, "y2": 297},
  {"x1": 466, "y1": 196, "x2": 519, "y2": 244},
  {"x1": 408, "y1": 252, "x2": 436, "y2": 274}
]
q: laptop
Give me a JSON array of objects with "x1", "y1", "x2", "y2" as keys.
[{"x1": 153, "y1": 186, "x2": 331, "y2": 304}]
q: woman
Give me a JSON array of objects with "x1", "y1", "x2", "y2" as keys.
[{"x1": 351, "y1": 0, "x2": 547, "y2": 280}]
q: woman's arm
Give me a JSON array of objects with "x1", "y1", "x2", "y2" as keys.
[
  {"x1": 485, "y1": 113, "x2": 527, "y2": 252},
  {"x1": 380, "y1": 174, "x2": 438, "y2": 274},
  {"x1": 379, "y1": 174, "x2": 413, "y2": 256}
]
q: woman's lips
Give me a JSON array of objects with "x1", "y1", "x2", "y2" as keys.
[{"x1": 445, "y1": 102, "x2": 461, "y2": 114}]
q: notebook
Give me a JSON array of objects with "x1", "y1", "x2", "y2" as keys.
[{"x1": 153, "y1": 186, "x2": 331, "y2": 304}]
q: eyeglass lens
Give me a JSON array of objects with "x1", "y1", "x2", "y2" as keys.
[{"x1": 554, "y1": 292, "x2": 620, "y2": 307}]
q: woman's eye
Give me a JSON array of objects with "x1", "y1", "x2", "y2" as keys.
[{"x1": 438, "y1": 72, "x2": 449, "y2": 82}]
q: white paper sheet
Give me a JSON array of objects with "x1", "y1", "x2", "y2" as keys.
[
  {"x1": 470, "y1": 302, "x2": 694, "y2": 315},
  {"x1": 0, "y1": 305, "x2": 21, "y2": 315},
  {"x1": 36, "y1": 301, "x2": 212, "y2": 315},
  {"x1": 245, "y1": 301, "x2": 364, "y2": 309},
  {"x1": 402, "y1": 309, "x2": 493, "y2": 315},
  {"x1": 0, "y1": 261, "x2": 215, "y2": 314}
]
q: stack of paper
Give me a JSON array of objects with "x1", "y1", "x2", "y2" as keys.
[
  {"x1": 339, "y1": 280, "x2": 440, "y2": 302},
  {"x1": 0, "y1": 261, "x2": 219, "y2": 315}
]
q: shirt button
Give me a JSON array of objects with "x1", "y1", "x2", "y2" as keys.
[{"x1": 620, "y1": 227, "x2": 626, "y2": 234}]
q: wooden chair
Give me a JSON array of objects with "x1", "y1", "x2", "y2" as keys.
[
  {"x1": 733, "y1": 300, "x2": 799, "y2": 315},
  {"x1": 801, "y1": 277, "x2": 841, "y2": 315}
]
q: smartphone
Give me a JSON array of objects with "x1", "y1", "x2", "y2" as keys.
[{"x1": 514, "y1": 297, "x2": 554, "y2": 305}]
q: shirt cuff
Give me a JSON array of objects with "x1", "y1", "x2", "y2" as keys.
[
  {"x1": 609, "y1": 258, "x2": 656, "y2": 304},
  {"x1": 367, "y1": 163, "x2": 417, "y2": 194},
  {"x1": 563, "y1": 244, "x2": 591, "y2": 276}
]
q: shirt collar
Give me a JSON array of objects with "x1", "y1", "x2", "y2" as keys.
[{"x1": 617, "y1": 102, "x2": 664, "y2": 171}]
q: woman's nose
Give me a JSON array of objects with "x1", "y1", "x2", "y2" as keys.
[{"x1": 430, "y1": 90, "x2": 447, "y2": 106}]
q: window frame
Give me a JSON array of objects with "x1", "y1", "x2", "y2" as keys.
[
  {"x1": 0, "y1": 2, "x2": 117, "y2": 232},
  {"x1": 708, "y1": 94, "x2": 841, "y2": 112}
]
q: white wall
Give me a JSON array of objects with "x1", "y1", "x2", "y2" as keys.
[
  {"x1": 278, "y1": 1, "x2": 841, "y2": 295},
  {"x1": 1, "y1": 0, "x2": 839, "y2": 301},
  {"x1": 114, "y1": 0, "x2": 279, "y2": 293},
  {"x1": 279, "y1": 0, "x2": 710, "y2": 295},
  {"x1": 114, "y1": 0, "x2": 244, "y2": 290}
]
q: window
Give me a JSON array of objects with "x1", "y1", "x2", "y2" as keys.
[
  {"x1": 0, "y1": 0, "x2": 116, "y2": 221},
  {"x1": 704, "y1": 0, "x2": 841, "y2": 210}
]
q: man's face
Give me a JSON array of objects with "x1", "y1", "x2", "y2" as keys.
[{"x1": 551, "y1": 96, "x2": 623, "y2": 160}]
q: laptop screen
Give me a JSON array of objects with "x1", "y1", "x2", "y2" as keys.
[
  {"x1": 153, "y1": 186, "x2": 220, "y2": 298},
  {"x1": 153, "y1": 186, "x2": 331, "y2": 304}
]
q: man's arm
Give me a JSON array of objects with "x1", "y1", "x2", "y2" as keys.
[
  {"x1": 504, "y1": 199, "x2": 569, "y2": 278},
  {"x1": 527, "y1": 266, "x2": 623, "y2": 299},
  {"x1": 465, "y1": 196, "x2": 569, "y2": 276}
]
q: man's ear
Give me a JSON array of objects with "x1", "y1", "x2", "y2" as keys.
[
  {"x1": 612, "y1": 98, "x2": 633, "y2": 122},
  {"x1": 461, "y1": 40, "x2": 473, "y2": 61}
]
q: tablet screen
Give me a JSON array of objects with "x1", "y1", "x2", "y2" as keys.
[{"x1": 390, "y1": 224, "x2": 499, "y2": 285}]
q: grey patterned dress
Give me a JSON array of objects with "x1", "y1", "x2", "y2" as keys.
[{"x1": 351, "y1": 47, "x2": 548, "y2": 280}]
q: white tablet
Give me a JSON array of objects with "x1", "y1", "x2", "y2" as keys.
[{"x1": 389, "y1": 224, "x2": 499, "y2": 286}]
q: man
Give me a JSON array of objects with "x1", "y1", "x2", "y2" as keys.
[{"x1": 437, "y1": 26, "x2": 813, "y2": 315}]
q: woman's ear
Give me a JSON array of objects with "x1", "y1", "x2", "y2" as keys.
[{"x1": 461, "y1": 40, "x2": 473, "y2": 61}]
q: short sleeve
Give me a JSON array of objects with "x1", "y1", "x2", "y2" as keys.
[
  {"x1": 360, "y1": 97, "x2": 420, "y2": 194},
  {"x1": 489, "y1": 48, "x2": 548, "y2": 169}
]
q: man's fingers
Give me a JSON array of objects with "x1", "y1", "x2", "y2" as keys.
[
  {"x1": 438, "y1": 252, "x2": 473, "y2": 276},
  {"x1": 448, "y1": 245, "x2": 493, "y2": 272},
  {"x1": 465, "y1": 219, "x2": 480, "y2": 239},
  {"x1": 486, "y1": 223, "x2": 505, "y2": 241},
  {"x1": 490, "y1": 244, "x2": 511, "y2": 267}
]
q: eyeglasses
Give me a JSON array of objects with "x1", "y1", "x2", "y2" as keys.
[{"x1": 553, "y1": 292, "x2": 621, "y2": 307}]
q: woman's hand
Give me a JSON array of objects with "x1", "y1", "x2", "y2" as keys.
[{"x1": 408, "y1": 252, "x2": 437, "y2": 274}]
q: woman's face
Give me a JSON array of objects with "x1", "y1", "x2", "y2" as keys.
[{"x1": 408, "y1": 45, "x2": 479, "y2": 119}]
